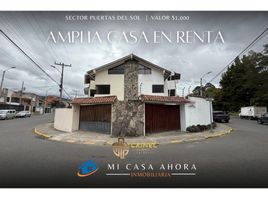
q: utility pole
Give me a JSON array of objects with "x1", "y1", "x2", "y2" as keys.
[
  {"x1": 45, "y1": 88, "x2": 50, "y2": 113},
  {"x1": 0, "y1": 67, "x2": 16, "y2": 97},
  {"x1": 200, "y1": 78, "x2": 203, "y2": 96},
  {"x1": 206, "y1": 93, "x2": 213, "y2": 133},
  {"x1": 19, "y1": 81, "x2": 24, "y2": 105},
  {"x1": 200, "y1": 71, "x2": 212, "y2": 97},
  {"x1": 53, "y1": 62, "x2": 71, "y2": 104}
]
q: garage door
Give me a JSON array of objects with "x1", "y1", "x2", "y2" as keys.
[
  {"x1": 80, "y1": 104, "x2": 111, "y2": 133},
  {"x1": 145, "y1": 104, "x2": 180, "y2": 133}
]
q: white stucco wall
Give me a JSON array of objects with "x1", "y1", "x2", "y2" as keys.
[
  {"x1": 72, "y1": 104, "x2": 80, "y2": 131},
  {"x1": 94, "y1": 69, "x2": 124, "y2": 100},
  {"x1": 54, "y1": 105, "x2": 80, "y2": 132},
  {"x1": 180, "y1": 96, "x2": 213, "y2": 131},
  {"x1": 180, "y1": 104, "x2": 186, "y2": 131},
  {"x1": 138, "y1": 69, "x2": 168, "y2": 96}
]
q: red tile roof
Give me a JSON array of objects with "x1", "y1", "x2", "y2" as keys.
[
  {"x1": 71, "y1": 96, "x2": 117, "y2": 105},
  {"x1": 141, "y1": 95, "x2": 191, "y2": 104}
]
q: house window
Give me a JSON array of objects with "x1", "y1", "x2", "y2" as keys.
[
  {"x1": 168, "y1": 89, "x2": 175, "y2": 96},
  {"x1": 96, "y1": 85, "x2": 110, "y2": 94},
  {"x1": 138, "y1": 65, "x2": 151, "y2": 74},
  {"x1": 152, "y1": 85, "x2": 164, "y2": 93},
  {"x1": 6, "y1": 97, "x2": 10, "y2": 102},
  {"x1": 90, "y1": 89, "x2": 96, "y2": 97},
  {"x1": 84, "y1": 74, "x2": 91, "y2": 84},
  {"x1": 11, "y1": 97, "x2": 19, "y2": 103},
  {"x1": 108, "y1": 65, "x2": 124, "y2": 74}
]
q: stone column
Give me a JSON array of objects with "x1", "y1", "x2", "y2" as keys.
[
  {"x1": 124, "y1": 61, "x2": 139, "y2": 100},
  {"x1": 111, "y1": 60, "x2": 145, "y2": 137}
]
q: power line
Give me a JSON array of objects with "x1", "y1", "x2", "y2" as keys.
[
  {"x1": 0, "y1": 29, "x2": 71, "y2": 98},
  {"x1": 63, "y1": 88, "x2": 72, "y2": 99},
  {"x1": 0, "y1": 17, "x2": 73, "y2": 99},
  {"x1": 209, "y1": 28, "x2": 268, "y2": 83},
  {"x1": 0, "y1": 29, "x2": 61, "y2": 87}
]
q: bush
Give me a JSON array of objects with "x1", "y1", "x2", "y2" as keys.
[{"x1": 186, "y1": 122, "x2": 216, "y2": 133}]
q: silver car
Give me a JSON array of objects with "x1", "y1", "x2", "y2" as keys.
[
  {"x1": 15, "y1": 111, "x2": 32, "y2": 118},
  {"x1": 0, "y1": 109, "x2": 16, "y2": 120}
]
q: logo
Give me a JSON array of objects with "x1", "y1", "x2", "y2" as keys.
[
  {"x1": 77, "y1": 160, "x2": 98, "y2": 177},
  {"x1": 112, "y1": 137, "x2": 129, "y2": 159}
]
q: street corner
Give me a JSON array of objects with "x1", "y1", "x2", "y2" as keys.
[
  {"x1": 32, "y1": 122, "x2": 234, "y2": 147},
  {"x1": 33, "y1": 123, "x2": 113, "y2": 146}
]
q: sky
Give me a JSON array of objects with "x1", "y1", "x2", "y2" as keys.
[{"x1": 0, "y1": 11, "x2": 267, "y2": 98}]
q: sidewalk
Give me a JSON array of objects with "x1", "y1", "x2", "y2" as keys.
[{"x1": 33, "y1": 123, "x2": 233, "y2": 146}]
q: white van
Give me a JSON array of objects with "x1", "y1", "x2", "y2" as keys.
[{"x1": 0, "y1": 109, "x2": 16, "y2": 120}]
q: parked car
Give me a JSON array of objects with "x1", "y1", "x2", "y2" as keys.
[
  {"x1": 0, "y1": 109, "x2": 16, "y2": 120},
  {"x1": 257, "y1": 113, "x2": 268, "y2": 124},
  {"x1": 15, "y1": 111, "x2": 32, "y2": 118},
  {"x1": 213, "y1": 111, "x2": 230, "y2": 123}
]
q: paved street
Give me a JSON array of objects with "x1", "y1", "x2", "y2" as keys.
[{"x1": 0, "y1": 114, "x2": 268, "y2": 187}]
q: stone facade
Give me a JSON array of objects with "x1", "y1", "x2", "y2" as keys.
[
  {"x1": 111, "y1": 60, "x2": 145, "y2": 137},
  {"x1": 124, "y1": 60, "x2": 139, "y2": 100},
  {"x1": 112, "y1": 100, "x2": 144, "y2": 137}
]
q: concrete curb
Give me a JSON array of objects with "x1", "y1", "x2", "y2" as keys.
[
  {"x1": 33, "y1": 128, "x2": 52, "y2": 139},
  {"x1": 169, "y1": 127, "x2": 233, "y2": 144},
  {"x1": 204, "y1": 128, "x2": 233, "y2": 140},
  {"x1": 33, "y1": 124, "x2": 233, "y2": 146}
]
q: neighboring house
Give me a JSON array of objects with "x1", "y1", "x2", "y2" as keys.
[
  {"x1": 45, "y1": 95, "x2": 70, "y2": 110},
  {"x1": 0, "y1": 88, "x2": 44, "y2": 113},
  {"x1": 54, "y1": 54, "x2": 212, "y2": 136}
]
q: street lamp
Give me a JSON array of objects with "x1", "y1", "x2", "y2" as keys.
[
  {"x1": 50, "y1": 65, "x2": 61, "y2": 75},
  {"x1": 0, "y1": 67, "x2": 16, "y2": 97},
  {"x1": 200, "y1": 71, "x2": 212, "y2": 97}
]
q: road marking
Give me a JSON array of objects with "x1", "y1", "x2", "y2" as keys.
[
  {"x1": 84, "y1": 141, "x2": 95, "y2": 144},
  {"x1": 66, "y1": 139, "x2": 75, "y2": 143},
  {"x1": 105, "y1": 141, "x2": 114, "y2": 145},
  {"x1": 33, "y1": 128, "x2": 51, "y2": 138},
  {"x1": 171, "y1": 140, "x2": 182, "y2": 144},
  {"x1": 106, "y1": 173, "x2": 130, "y2": 176},
  {"x1": 187, "y1": 138, "x2": 202, "y2": 142}
]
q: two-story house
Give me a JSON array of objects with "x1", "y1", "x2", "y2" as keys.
[
  {"x1": 83, "y1": 54, "x2": 180, "y2": 100},
  {"x1": 54, "y1": 54, "x2": 213, "y2": 136},
  {"x1": 0, "y1": 88, "x2": 43, "y2": 113}
]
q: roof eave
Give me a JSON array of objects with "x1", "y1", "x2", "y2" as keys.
[{"x1": 86, "y1": 54, "x2": 175, "y2": 75}]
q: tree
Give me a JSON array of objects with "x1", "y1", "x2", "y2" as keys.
[{"x1": 214, "y1": 44, "x2": 268, "y2": 112}]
